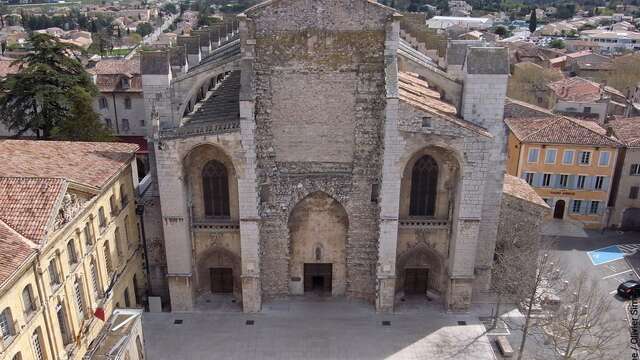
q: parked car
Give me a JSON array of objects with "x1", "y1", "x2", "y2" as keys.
[{"x1": 617, "y1": 280, "x2": 640, "y2": 299}]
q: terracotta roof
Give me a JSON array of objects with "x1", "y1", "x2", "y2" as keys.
[
  {"x1": 565, "y1": 50, "x2": 593, "y2": 59},
  {"x1": 95, "y1": 74, "x2": 142, "y2": 92},
  {"x1": 608, "y1": 117, "x2": 640, "y2": 147},
  {"x1": 503, "y1": 174, "x2": 550, "y2": 209},
  {"x1": 547, "y1": 77, "x2": 603, "y2": 102},
  {"x1": 90, "y1": 56, "x2": 140, "y2": 75},
  {"x1": 505, "y1": 115, "x2": 622, "y2": 147},
  {"x1": 0, "y1": 140, "x2": 138, "y2": 190},
  {"x1": 398, "y1": 71, "x2": 490, "y2": 137},
  {"x1": 0, "y1": 220, "x2": 36, "y2": 288},
  {"x1": 0, "y1": 177, "x2": 65, "y2": 243}
]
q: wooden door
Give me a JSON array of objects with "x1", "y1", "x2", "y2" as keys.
[
  {"x1": 404, "y1": 268, "x2": 428, "y2": 295},
  {"x1": 210, "y1": 268, "x2": 233, "y2": 293}
]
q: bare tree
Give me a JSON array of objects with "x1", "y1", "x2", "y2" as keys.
[{"x1": 541, "y1": 272, "x2": 623, "y2": 360}]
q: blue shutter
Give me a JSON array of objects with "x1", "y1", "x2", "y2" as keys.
[
  {"x1": 585, "y1": 176, "x2": 594, "y2": 190},
  {"x1": 568, "y1": 175, "x2": 576, "y2": 189},
  {"x1": 581, "y1": 200, "x2": 589, "y2": 215},
  {"x1": 602, "y1": 177, "x2": 610, "y2": 192},
  {"x1": 598, "y1": 202, "x2": 605, "y2": 215},
  {"x1": 533, "y1": 173, "x2": 542, "y2": 187},
  {"x1": 553, "y1": 174, "x2": 561, "y2": 188}
]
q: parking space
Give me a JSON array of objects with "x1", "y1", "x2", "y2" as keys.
[
  {"x1": 587, "y1": 245, "x2": 625, "y2": 265},
  {"x1": 584, "y1": 245, "x2": 640, "y2": 295}
]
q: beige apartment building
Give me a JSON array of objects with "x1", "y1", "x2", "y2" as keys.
[
  {"x1": 608, "y1": 118, "x2": 640, "y2": 229},
  {"x1": 0, "y1": 140, "x2": 146, "y2": 360}
]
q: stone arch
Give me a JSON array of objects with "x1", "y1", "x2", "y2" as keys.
[
  {"x1": 195, "y1": 246, "x2": 242, "y2": 301},
  {"x1": 176, "y1": 66, "x2": 238, "y2": 119},
  {"x1": 399, "y1": 146, "x2": 461, "y2": 219},
  {"x1": 287, "y1": 191, "x2": 349, "y2": 296},
  {"x1": 395, "y1": 245, "x2": 446, "y2": 298},
  {"x1": 182, "y1": 143, "x2": 239, "y2": 221}
]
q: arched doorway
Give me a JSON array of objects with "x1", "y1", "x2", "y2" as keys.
[
  {"x1": 396, "y1": 246, "x2": 445, "y2": 301},
  {"x1": 196, "y1": 247, "x2": 242, "y2": 302},
  {"x1": 288, "y1": 192, "x2": 348, "y2": 296},
  {"x1": 554, "y1": 200, "x2": 566, "y2": 219}
]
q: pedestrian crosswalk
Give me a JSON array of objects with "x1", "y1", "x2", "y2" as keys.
[{"x1": 618, "y1": 244, "x2": 640, "y2": 255}]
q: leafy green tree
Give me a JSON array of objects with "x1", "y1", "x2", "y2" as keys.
[
  {"x1": 494, "y1": 25, "x2": 511, "y2": 38},
  {"x1": 549, "y1": 39, "x2": 565, "y2": 49},
  {"x1": 136, "y1": 22, "x2": 153, "y2": 37},
  {"x1": 0, "y1": 34, "x2": 104, "y2": 139},
  {"x1": 529, "y1": 8, "x2": 537, "y2": 33},
  {"x1": 51, "y1": 87, "x2": 112, "y2": 141}
]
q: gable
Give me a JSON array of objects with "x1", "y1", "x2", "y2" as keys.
[{"x1": 246, "y1": 0, "x2": 394, "y2": 33}]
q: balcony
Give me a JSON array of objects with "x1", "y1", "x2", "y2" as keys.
[
  {"x1": 192, "y1": 218, "x2": 240, "y2": 233},
  {"x1": 398, "y1": 218, "x2": 450, "y2": 230}
]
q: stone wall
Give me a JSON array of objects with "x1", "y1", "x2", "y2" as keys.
[{"x1": 247, "y1": 0, "x2": 393, "y2": 302}]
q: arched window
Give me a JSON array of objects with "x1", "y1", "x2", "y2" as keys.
[
  {"x1": 22, "y1": 285, "x2": 36, "y2": 315},
  {"x1": 409, "y1": 155, "x2": 438, "y2": 216},
  {"x1": 202, "y1": 160, "x2": 230, "y2": 217}
]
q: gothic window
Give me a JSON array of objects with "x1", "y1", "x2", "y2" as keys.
[
  {"x1": 409, "y1": 155, "x2": 438, "y2": 217},
  {"x1": 202, "y1": 160, "x2": 230, "y2": 218}
]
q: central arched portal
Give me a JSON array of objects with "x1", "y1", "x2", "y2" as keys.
[{"x1": 288, "y1": 192, "x2": 348, "y2": 296}]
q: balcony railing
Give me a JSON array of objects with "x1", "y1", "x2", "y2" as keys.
[
  {"x1": 398, "y1": 218, "x2": 450, "y2": 230},
  {"x1": 192, "y1": 219, "x2": 240, "y2": 232}
]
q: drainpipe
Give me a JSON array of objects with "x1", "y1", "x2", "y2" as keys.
[
  {"x1": 112, "y1": 93, "x2": 120, "y2": 134},
  {"x1": 135, "y1": 204, "x2": 152, "y2": 297},
  {"x1": 33, "y1": 256, "x2": 60, "y2": 360}
]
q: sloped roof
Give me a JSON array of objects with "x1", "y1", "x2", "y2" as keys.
[
  {"x1": 608, "y1": 117, "x2": 640, "y2": 147},
  {"x1": 547, "y1": 77, "x2": 603, "y2": 102},
  {"x1": 503, "y1": 174, "x2": 550, "y2": 209},
  {"x1": 0, "y1": 177, "x2": 65, "y2": 243},
  {"x1": 398, "y1": 71, "x2": 491, "y2": 137},
  {"x1": 0, "y1": 140, "x2": 138, "y2": 190},
  {"x1": 0, "y1": 220, "x2": 36, "y2": 288},
  {"x1": 95, "y1": 74, "x2": 142, "y2": 92},
  {"x1": 505, "y1": 115, "x2": 622, "y2": 147},
  {"x1": 90, "y1": 56, "x2": 140, "y2": 75}
]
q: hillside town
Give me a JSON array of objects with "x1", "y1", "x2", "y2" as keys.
[{"x1": 0, "y1": 1, "x2": 639, "y2": 360}]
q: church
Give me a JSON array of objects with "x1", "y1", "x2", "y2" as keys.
[{"x1": 140, "y1": 0, "x2": 511, "y2": 313}]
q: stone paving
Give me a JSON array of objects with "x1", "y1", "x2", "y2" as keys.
[{"x1": 142, "y1": 297, "x2": 497, "y2": 360}]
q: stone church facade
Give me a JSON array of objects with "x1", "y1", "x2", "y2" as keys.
[{"x1": 141, "y1": 0, "x2": 510, "y2": 313}]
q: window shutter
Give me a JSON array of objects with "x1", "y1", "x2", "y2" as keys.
[
  {"x1": 602, "y1": 177, "x2": 610, "y2": 192},
  {"x1": 631, "y1": 164, "x2": 638, "y2": 175},
  {"x1": 568, "y1": 175, "x2": 576, "y2": 189},
  {"x1": 598, "y1": 202, "x2": 605, "y2": 215},
  {"x1": 552, "y1": 174, "x2": 560, "y2": 188},
  {"x1": 630, "y1": 186, "x2": 639, "y2": 200},
  {"x1": 585, "y1": 176, "x2": 593, "y2": 190},
  {"x1": 533, "y1": 173, "x2": 542, "y2": 187},
  {"x1": 580, "y1": 201, "x2": 588, "y2": 215}
]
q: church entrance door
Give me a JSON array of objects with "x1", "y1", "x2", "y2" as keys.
[
  {"x1": 304, "y1": 263, "x2": 332, "y2": 294},
  {"x1": 554, "y1": 200, "x2": 566, "y2": 219},
  {"x1": 404, "y1": 268, "x2": 428, "y2": 295},
  {"x1": 210, "y1": 268, "x2": 233, "y2": 293}
]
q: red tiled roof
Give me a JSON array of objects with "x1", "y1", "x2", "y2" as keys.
[
  {"x1": 398, "y1": 71, "x2": 490, "y2": 137},
  {"x1": 0, "y1": 220, "x2": 36, "y2": 288},
  {"x1": 95, "y1": 74, "x2": 142, "y2": 92},
  {"x1": 90, "y1": 57, "x2": 140, "y2": 75},
  {"x1": 547, "y1": 77, "x2": 603, "y2": 102},
  {"x1": 0, "y1": 177, "x2": 64, "y2": 243},
  {"x1": 505, "y1": 115, "x2": 622, "y2": 147},
  {"x1": 608, "y1": 117, "x2": 640, "y2": 147},
  {"x1": 0, "y1": 140, "x2": 138, "y2": 190}
]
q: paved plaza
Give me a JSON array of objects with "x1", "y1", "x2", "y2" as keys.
[{"x1": 142, "y1": 297, "x2": 496, "y2": 360}]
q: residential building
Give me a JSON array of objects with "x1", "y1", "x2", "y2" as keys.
[
  {"x1": 580, "y1": 29, "x2": 640, "y2": 54},
  {"x1": 505, "y1": 115, "x2": 622, "y2": 229},
  {"x1": 425, "y1": 16, "x2": 493, "y2": 30},
  {"x1": 563, "y1": 50, "x2": 613, "y2": 78},
  {"x1": 89, "y1": 57, "x2": 147, "y2": 137},
  {"x1": 0, "y1": 140, "x2": 145, "y2": 360},
  {"x1": 608, "y1": 118, "x2": 640, "y2": 229},
  {"x1": 546, "y1": 76, "x2": 626, "y2": 122}
]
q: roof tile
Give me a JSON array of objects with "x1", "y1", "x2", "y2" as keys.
[
  {"x1": 505, "y1": 115, "x2": 621, "y2": 147},
  {"x1": 0, "y1": 220, "x2": 35, "y2": 287}
]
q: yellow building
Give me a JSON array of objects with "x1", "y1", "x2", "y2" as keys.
[
  {"x1": 0, "y1": 140, "x2": 145, "y2": 360},
  {"x1": 505, "y1": 115, "x2": 622, "y2": 229}
]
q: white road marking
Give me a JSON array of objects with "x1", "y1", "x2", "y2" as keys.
[{"x1": 603, "y1": 269, "x2": 633, "y2": 280}]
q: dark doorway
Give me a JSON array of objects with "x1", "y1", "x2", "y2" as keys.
[
  {"x1": 210, "y1": 268, "x2": 233, "y2": 293},
  {"x1": 404, "y1": 268, "x2": 428, "y2": 295},
  {"x1": 304, "y1": 263, "x2": 332, "y2": 293},
  {"x1": 622, "y1": 208, "x2": 640, "y2": 230},
  {"x1": 554, "y1": 200, "x2": 565, "y2": 219}
]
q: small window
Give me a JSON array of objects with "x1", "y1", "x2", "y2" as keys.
[
  {"x1": 104, "y1": 242, "x2": 114, "y2": 275},
  {"x1": 73, "y1": 278, "x2": 85, "y2": 317},
  {"x1": 120, "y1": 184, "x2": 128, "y2": 208},
  {"x1": 594, "y1": 176, "x2": 605, "y2": 190},
  {"x1": 0, "y1": 308, "x2": 14, "y2": 341},
  {"x1": 98, "y1": 207, "x2": 107, "y2": 229},
  {"x1": 110, "y1": 194, "x2": 119, "y2": 216},
  {"x1": 579, "y1": 151, "x2": 592, "y2": 165},
  {"x1": 370, "y1": 183, "x2": 379, "y2": 203},
  {"x1": 115, "y1": 227, "x2": 123, "y2": 257},
  {"x1": 421, "y1": 117, "x2": 432, "y2": 128},
  {"x1": 140, "y1": 119, "x2": 146, "y2": 127},
  {"x1": 631, "y1": 164, "x2": 640, "y2": 176},
  {"x1": 99, "y1": 97, "x2": 108, "y2": 109},
  {"x1": 122, "y1": 78, "x2": 130, "y2": 89},
  {"x1": 83, "y1": 222, "x2": 93, "y2": 248},
  {"x1": 524, "y1": 172, "x2": 534, "y2": 185},
  {"x1": 124, "y1": 97, "x2": 132, "y2": 109},
  {"x1": 544, "y1": 149, "x2": 557, "y2": 164},
  {"x1": 105, "y1": 118, "x2": 113, "y2": 129},
  {"x1": 572, "y1": 200, "x2": 582, "y2": 213},
  {"x1": 67, "y1": 240, "x2": 78, "y2": 266},
  {"x1": 559, "y1": 174, "x2": 569, "y2": 188},
  {"x1": 583, "y1": 106, "x2": 591, "y2": 114},
  {"x1": 122, "y1": 119, "x2": 130, "y2": 132},
  {"x1": 22, "y1": 285, "x2": 36, "y2": 315},
  {"x1": 48, "y1": 259, "x2": 60, "y2": 287},
  {"x1": 630, "y1": 186, "x2": 639, "y2": 200},
  {"x1": 589, "y1": 201, "x2": 600, "y2": 214},
  {"x1": 563, "y1": 150, "x2": 574, "y2": 165},
  {"x1": 528, "y1": 148, "x2": 540, "y2": 163},
  {"x1": 90, "y1": 260, "x2": 102, "y2": 298},
  {"x1": 31, "y1": 328, "x2": 45, "y2": 360},
  {"x1": 542, "y1": 173, "x2": 552, "y2": 187},
  {"x1": 577, "y1": 175, "x2": 586, "y2": 189},
  {"x1": 598, "y1": 151, "x2": 610, "y2": 167}
]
